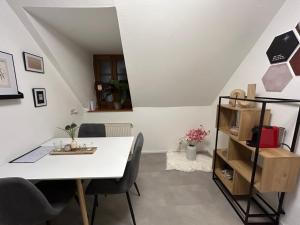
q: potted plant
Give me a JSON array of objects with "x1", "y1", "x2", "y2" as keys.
[
  {"x1": 58, "y1": 123, "x2": 79, "y2": 149},
  {"x1": 184, "y1": 126, "x2": 209, "y2": 160},
  {"x1": 99, "y1": 83, "x2": 113, "y2": 103},
  {"x1": 110, "y1": 80, "x2": 129, "y2": 110}
]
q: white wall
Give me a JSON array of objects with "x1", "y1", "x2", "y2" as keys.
[
  {"x1": 0, "y1": 0, "x2": 83, "y2": 165},
  {"x1": 83, "y1": 106, "x2": 214, "y2": 153},
  {"x1": 211, "y1": 1, "x2": 300, "y2": 224},
  {"x1": 25, "y1": 11, "x2": 96, "y2": 108},
  {"x1": 7, "y1": 0, "x2": 97, "y2": 108}
]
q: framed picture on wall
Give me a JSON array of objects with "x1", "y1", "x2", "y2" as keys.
[
  {"x1": 0, "y1": 51, "x2": 23, "y2": 98},
  {"x1": 32, "y1": 88, "x2": 47, "y2": 107},
  {"x1": 23, "y1": 52, "x2": 44, "y2": 73}
]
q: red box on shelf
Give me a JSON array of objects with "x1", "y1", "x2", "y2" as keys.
[
  {"x1": 259, "y1": 126, "x2": 279, "y2": 148},
  {"x1": 247, "y1": 126, "x2": 284, "y2": 148}
]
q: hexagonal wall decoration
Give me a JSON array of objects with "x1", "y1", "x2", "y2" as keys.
[
  {"x1": 262, "y1": 64, "x2": 293, "y2": 92},
  {"x1": 289, "y1": 47, "x2": 300, "y2": 75},
  {"x1": 296, "y1": 22, "x2": 300, "y2": 35},
  {"x1": 266, "y1": 31, "x2": 299, "y2": 64}
]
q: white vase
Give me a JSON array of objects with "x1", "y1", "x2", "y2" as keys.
[
  {"x1": 71, "y1": 139, "x2": 78, "y2": 149},
  {"x1": 186, "y1": 145, "x2": 197, "y2": 161}
]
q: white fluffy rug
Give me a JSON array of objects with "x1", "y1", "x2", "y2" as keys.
[{"x1": 166, "y1": 151, "x2": 212, "y2": 172}]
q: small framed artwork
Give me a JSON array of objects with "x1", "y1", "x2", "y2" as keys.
[
  {"x1": 0, "y1": 51, "x2": 23, "y2": 97},
  {"x1": 23, "y1": 52, "x2": 44, "y2": 73},
  {"x1": 32, "y1": 88, "x2": 47, "y2": 107}
]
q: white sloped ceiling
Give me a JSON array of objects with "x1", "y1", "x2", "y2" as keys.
[
  {"x1": 7, "y1": 0, "x2": 285, "y2": 107},
  {"x1": 115, "y1": 0, "x2": 285, "y2": 106}
]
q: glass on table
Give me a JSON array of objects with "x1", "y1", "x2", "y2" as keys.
[
  {"x1": 53, "y1": 142, "x2": 58, "y2": 151},
  {"x1": 87, "y1": 142, "x2": 94, "y2": 151},
  {"x1": 53, "y1": 141, "x2": 63, "y2": 151}
]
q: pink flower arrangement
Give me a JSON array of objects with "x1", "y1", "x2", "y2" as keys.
[{"x1": 185, "y1": 126, "x2": 209, "y2": 146}]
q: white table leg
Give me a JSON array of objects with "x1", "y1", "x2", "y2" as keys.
[{"x1": 76, "y1": 179, "x2": 89, "y2": 225}]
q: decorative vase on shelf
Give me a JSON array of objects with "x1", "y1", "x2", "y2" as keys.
[
  {"x1": 186, "y1": 145, "x2": 197, "y2": 161},
  {"x1": 71, "y1": 139, "x2": 78, "y2": 149}
]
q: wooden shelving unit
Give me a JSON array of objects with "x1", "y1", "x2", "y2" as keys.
[
  {"x1": 213, "y1": 96, "x2": 300, "y2": 225},
  {"x1": 215, "y1": 148, "x2": 250, "y2": 195},
  {"x1": 217, "y1": 104, "x2": 271, "y2": 141}
]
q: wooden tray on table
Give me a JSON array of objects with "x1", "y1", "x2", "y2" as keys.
[{"x1": 50, "y1": 147, "x2": 97, "y2": 155}]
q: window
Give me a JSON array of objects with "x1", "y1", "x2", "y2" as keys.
[{"x1": 93, "y1": 55, "x2": 132, "y2": 111}]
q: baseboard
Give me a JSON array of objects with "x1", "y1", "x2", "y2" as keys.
[
  {"x1": 142, "y1": 149, "x2": 169, "y2": 154},
  {"x1": 142, "y1": 149, "x2": 214, "y2": 155}
]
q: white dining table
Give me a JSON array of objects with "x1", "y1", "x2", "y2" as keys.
[{"x1": 0, "y1": 137, "x2": 134, "y2": 225}]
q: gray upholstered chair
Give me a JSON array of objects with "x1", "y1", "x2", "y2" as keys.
[
  {"x1": 78, "y1": 123, "x2": 106, "y2": 138},
  {"x1": 86, "y1": 132, "x2": 144, "y2": 225},
  {"x1": 0, "y1": 177, "x2": 76, "y2": 225}
]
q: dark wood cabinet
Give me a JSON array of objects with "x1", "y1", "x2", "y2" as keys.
[{"x1": 93, "y1": 55, "x2": 132, "y2": 111}]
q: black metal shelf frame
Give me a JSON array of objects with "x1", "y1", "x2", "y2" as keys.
[{"x1": 212, "y1": 96, "x2": 300, "y2": 225}]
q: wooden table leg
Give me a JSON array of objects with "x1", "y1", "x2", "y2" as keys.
[{"x1": 76, "y1": 179, "x2": 89, "y2": 225}]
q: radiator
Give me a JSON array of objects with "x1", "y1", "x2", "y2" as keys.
[{"x1": 104, "y1": 123, "x2": 133, "y2": 137}]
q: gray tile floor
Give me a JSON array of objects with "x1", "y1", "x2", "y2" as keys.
[{"x1": 51, "y1": 153, "x2": 242, "y2": 225}]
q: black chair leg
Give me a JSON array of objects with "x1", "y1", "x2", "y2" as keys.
[
  {"x1": 126, "y1": 192, "x2": 136, "y2": 225},
  {"x1": 74, "y1": 194, "x2": 80, "y2": 205},
  {"x1": 134, "y1": 182, "x2": 141, "y2": 196},
  {"x1": 91, "y1": 195, "x2": 98, "y2": 225}
]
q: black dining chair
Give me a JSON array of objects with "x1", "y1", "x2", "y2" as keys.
[
  {"x1": 86, "y1": 132, "x2": 144, "y2": 225},
  {"x1": 78, "y1": 123, "x2": 106, "y2": 138},
  {"x1": 0, "y1": 177, "x2": 76, "y2": 225}
]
